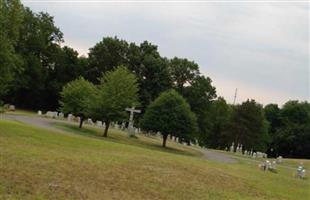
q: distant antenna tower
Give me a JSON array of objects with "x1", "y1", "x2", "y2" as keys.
[{"x1": 233, "y1": 88, "x2": 238, "y2": 105}]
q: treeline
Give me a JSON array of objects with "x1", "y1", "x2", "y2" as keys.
[{"x1": 1, "y1": 0, "x2": 309, "y2": 158}]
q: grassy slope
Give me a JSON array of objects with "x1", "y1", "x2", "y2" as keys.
[{"x1": 0, "y1": 120, "x2": 309, "y2": 200}]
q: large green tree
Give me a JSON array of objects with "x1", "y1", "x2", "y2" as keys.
[
  {"x1": 90, "y1": 66, "x2": 139, "y2": 137},
  {"x1": 141, "y1": 89, "x2": 197, "y2": 147},
  {"x1": 59, "y1": 77, "x2": 96, "y2": 128},
  {"x1": 204, "y1": 97, "x2": 232, "y2": 149},
  {"x1": 4, "y1": 8, "x2": 64, "y2": 109},
  {"x1": 229, "y1": 99, "x2": 270, "y2": 152},
  {"x1": 0, "y1": 0, "x2": 24, "y2": 100},
  {"x1": 264, "y1": 103, "x2": 281, "y2": 156},
  {"x1": 273, "y1": 101, "x2": 310, "y2": 158},
  {"x1": 127, "y1": 41, "x2": 172, "y2": 108},
  {"x1": 183, "y1": 75, "x2": 217, "y2": 146},
  {"x1": 169, "y1": 57, "x2": 200, "y2": 94},
  {"x1": 87, "y1": 36, "x2": 129, "y2": 83}
]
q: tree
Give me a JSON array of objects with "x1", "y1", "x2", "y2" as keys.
[
  {"x1": 59, "y1": 77, "x2": 96, "y2": 128},
  {"x1": 273, "y1": 101, "x2": 310, "y2": 158},
  {"x1": 141, "y1": 89, "x2": 197, "y2": 147},
  {"x1": 264, "y1": 104, "x2": 281, "y2": 156},
  {"x1": 182, "y1": 75, "x2": 217, "y2": 146},
  {"x1": 87, "y1": 36, "x2": 129, "y2": 83},
  {"x1": 4, "y1": 8, "x2": 64, "y2": 110},
  {"x1": 204, "y1": 97, "x2": 232, "y2": 149},
  {"x1": 228, "y1": 99, "x2": 269, "y2": 152},
  {"x1": 169, "y1": 57, "x2": 200, "y2": 93},
  {"x1": 0, "y1": 0, "x2": 24, "y2": 99},
  {"x1": 127, "y1": 41, "x2": 172, "y2": 109},
  {"x1": 90, "y1": 66, "x2": 139, "y2": 137}
]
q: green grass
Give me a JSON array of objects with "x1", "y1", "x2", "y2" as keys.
[{"x1": 0, "y1": 120, "x2": 309, "y2": 200}]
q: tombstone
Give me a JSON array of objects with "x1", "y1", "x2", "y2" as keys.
[
  {"x1": 58, "y1": 112, "x2": 64, "y2": 118},
  {"x1": 52, "y1": 112, "x2": 58, "y2": 118},
  {"x1": 236, "y1": 145, "x2": 240, "y2": 153},
  {"x1": 87, "y1": 118, "x2": 93, "y2": 125},
  {"x1": 96, "y1": 121, "x2": 103, "y2": 127},
  {"x1": 121, "y1": 122, "x2": 126, "y2": 130},
  {"x1": 240, "y1": 144, "x2": 243, "y2": 153},
  {"x1": 67, "y1": 114, "x2": 73, "y2": 121},
  {"x1": 125, "y1": 106, "x2": 141, "y2": 136},
  {"x1": 276, "y1": 156, "x2": 283, "y2": 164},
  {"x1": 244, "y1": 150, "x2": 248, "y2": 155},
  {"x1": 38, "y1": 110, "x2": 42, "y2": 116},
  {"x1": 8, "y1": 105, "x2": 15, "y2": 111},
  {"x1": 252, "y1": 152, "x2": 257, "y2": 159},
  {"x1": 296, "y1": 165, "x2": 306, "y2": 179},
  {"x1": 230, "y1": 142, "x2": 235, "y2": 153},
  {"x1": 46, "y1": 111, "x2": 53, "y2": 118}
]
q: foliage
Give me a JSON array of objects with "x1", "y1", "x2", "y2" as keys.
[
  {"x1": 141, "y1": 89, "x2": 197, "y2": 147},
  {"x1": 127, "y1": 41, "x2": 172, "y2": 108},
  {"x1": 182, "y1": 75, "x2": 217, "y2": 145},
  {"x1": 228, "y1": 99, "x2": 270, "y2": 152},
  {"x1": 90, "y1": 66, "x2": 139, "y2": 137},
  {"x1": 268, "y1": 101, "x2": 310, "y2": 158},
  {"x1": 169, "y1": 57, "x2": 200, "y2": 93},
  {"x1": 87, "y1": 36, "x2": 129, "y2": 83},
  {"x1": 59, "y1": 77, "x2": 96, "y2": 128},
  {"x1": 203, "y1": 97, "x2": 232, "y2": 148},
  {"x1": 0, "y1": 0, "x2": 24, "y2": 98}
]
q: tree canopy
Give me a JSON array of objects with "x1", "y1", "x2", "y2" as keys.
[
  {"x1": 141, "y1": 89, "x2": 197, "y2": 147},
  {"x1": 59, "y1": 77, "x2": 96, "y2": 128},
  {"x1": 90, "y1": 66, "x2": 139, "y2": 137}
]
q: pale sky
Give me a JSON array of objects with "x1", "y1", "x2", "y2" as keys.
[{"x1": 22, "y1": 0, "x2": 309, "y2": 106}]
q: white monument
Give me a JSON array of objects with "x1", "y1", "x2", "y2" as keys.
[{"x1": 125, "y1": 106, "x2": 141, "y2": 136}]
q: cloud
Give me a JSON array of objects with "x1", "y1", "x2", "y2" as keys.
[{"x1": 21, "y1": 1, "x2": 309, "y2": 105}]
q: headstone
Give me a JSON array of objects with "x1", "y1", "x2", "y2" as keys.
[
  {"x1": 121, "y1": 122, "x2": 126, "y2": 130},
  {"x1": 9, "y1": 105, "x2": 15, "y2": 111},
  {"x1": 240, "y1": 144, "x2": 243, "y2": 153},
  {"x1": 87, "y1": 118, "x2": 93, "y2": 125},
  {"x1": 58, "y1": 112, "x2": 64, "y2": 118},
  {"x1": 296, "y1": 165, "x2": 306, "y2": 179},
  {"x1": 252, "y1": 152, "x2": 257, "y2": 159},
  {"x1": 52, "y1": 112, "x2": 58, "y2": 118},
  {"x1": 230, "y1": 142, "x2": 235, "y2": 153},
  {"x1": 38, "y1": 110, "x2": 42, "y2": 116},
  {"x1": 244, "y1": 150, "x2": 248, "y2": 155},
  {"x1": 125, "y1": 106, "x2": 141, "y2": 136},
  {"x1": 67, "y1": 114, "x2": 73, "y2": 121},
  {"x1": 46, "y1": 111, "x2": 53, "y2": 118},
  {"x1": 276, "y1": 156, "x2": 283, "y2": 164},
  {"x1": 96, "y1": 121, "x2": 103, "y2": 127}
]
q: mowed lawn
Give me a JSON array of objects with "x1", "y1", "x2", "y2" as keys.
[{"x1": 0, "y1": 120, "x2": 309, "y2": 200}]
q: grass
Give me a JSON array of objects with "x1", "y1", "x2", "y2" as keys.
[{"x1": 0, "y1": 119, "x2": 309, "y2": 200}]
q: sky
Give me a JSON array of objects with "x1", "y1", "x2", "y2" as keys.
[{"x1": 22, "y1": 0, "x2": 309, "y2": 106}]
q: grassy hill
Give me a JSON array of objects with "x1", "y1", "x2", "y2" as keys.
[{"x1": 0, "y1": 119, "x2": 309, "y2": 200}]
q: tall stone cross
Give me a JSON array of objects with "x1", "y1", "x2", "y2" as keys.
[{"x1": 125, "y1": 107, "x2": 141, "y2": 134}]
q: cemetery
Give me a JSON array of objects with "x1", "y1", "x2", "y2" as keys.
[{"x1": 0, "y1": 1, "x2": 309, "y2": 199}]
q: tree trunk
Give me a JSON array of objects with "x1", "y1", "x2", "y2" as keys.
[
  {"x1": 162, "y1": 134, "x2": 168, "y2": 147},
  {"x1": 79, "y1": 116, "x2": 84, "y2": 128},
  {"x1": 103, "y1": 121, "x2": 110, "y2": 137}
]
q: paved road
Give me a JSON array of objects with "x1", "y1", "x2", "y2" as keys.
[
  {"x1": 202, "y1": 149, "x2": 238, "y2": 163},
  {"x1": 3, "y1": 114, "x2": 68, "y2": 133}
]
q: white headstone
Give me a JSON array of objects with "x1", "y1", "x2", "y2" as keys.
[
  {"x1": 38, "y1": 110, "x2": 42, "y2": 116},
  {"x1": 67, "y1": 114, "x2": 73, "y2": 121}
]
